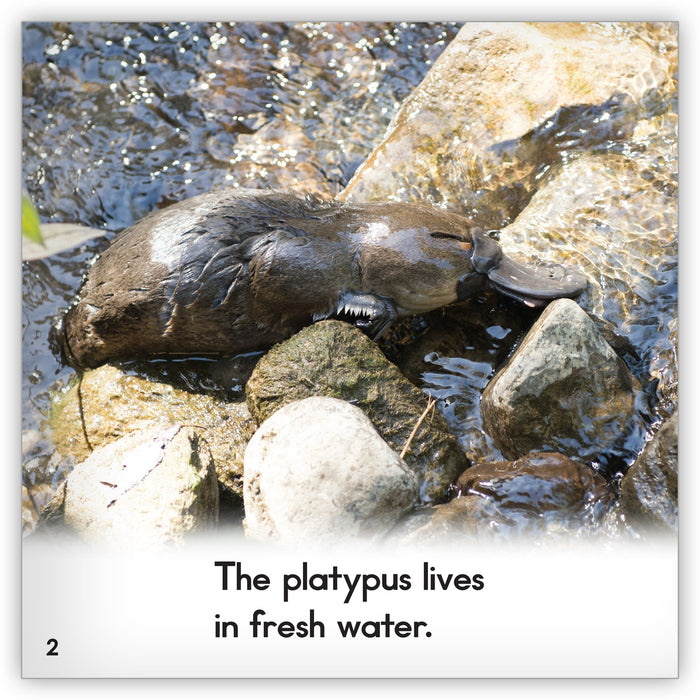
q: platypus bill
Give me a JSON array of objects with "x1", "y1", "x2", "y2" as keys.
[{"x1": 58, "y1": 187, "x2": 587, "y2": 369}]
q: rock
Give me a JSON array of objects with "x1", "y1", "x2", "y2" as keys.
[
  {"x1": 619, "y1": 410, "x2": 678, "y2": 532},
  {"x1": 481, "y1": 298, "x2": 644, "y2": 466},
  {"x1": 243, "y1": 397, "x2": 418, "y2": 544},
  {"x1": 339, "y1": 22, "x2": 673, "y2": 228},
  {"x1": 456, "y1": 452, "x2": 614, "y2": 528},
  {"x1": 390, "y1": 451, "x2": 614, "y2": 545},
  {"x1": 497, "y1": 152, "x2": 678, "y2": 416},
  {"x1": 50, "y1": 364, "x2": 256, "y2": 503},
  {"x1": 37, "y1": 426, "x2": 219, "y2": 547},
  {"x1": 246, "y1": 320, "x2": 469, "y2": 503}
]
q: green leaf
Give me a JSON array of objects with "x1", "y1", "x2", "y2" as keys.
[{"x1": 22, "y1": 194, "x2": 44, "y2": 246}]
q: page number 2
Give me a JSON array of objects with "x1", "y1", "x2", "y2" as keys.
[{"x1": 46, "y1": 638, "x2": 59, "y2": 656}]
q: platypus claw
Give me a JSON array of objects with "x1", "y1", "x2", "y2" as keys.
[{"x1": 335, "y1": 290, "x2": 398, "y2": 339}]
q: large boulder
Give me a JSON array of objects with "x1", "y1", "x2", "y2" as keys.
[
  {"x1": 246, "y1": 320, "x2": 469, "y2": 504},
  {"x1": 481, "y1": 299, "x2": 644, "y2": 465},
  {"x1": 339, "y1": 22, "x2": 674, "y2": 227},
  {"x1": 243, "y1": 397, "x2": 418, "y2": 544},
  {"x1": 37, "y1": 426, "x2": 219, "y2": 548}
]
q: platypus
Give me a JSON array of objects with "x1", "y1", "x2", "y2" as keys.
[{"x1": 57, "y1": 187, "x2": 587, "y2": 369}]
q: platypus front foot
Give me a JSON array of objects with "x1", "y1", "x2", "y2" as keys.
[{"x1": 334, "y1": 290, "x2": 398, "y2": 340}]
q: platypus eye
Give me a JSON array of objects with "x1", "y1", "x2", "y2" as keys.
[
  {"x1": 430, "y1": 231, "x2": 472, "y2": 251},
  {"x1": 430, "y1": 231, "x2": 468, "y2": 242}
]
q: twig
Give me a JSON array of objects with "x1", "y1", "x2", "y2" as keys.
[
  {"x1": 77, "y1": 372, "x2": 94, "y2": 452},
  {"x1": 400, "y1": 396, "x2": 436, "y2": 460}
]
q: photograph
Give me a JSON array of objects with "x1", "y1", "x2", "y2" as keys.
[{"x1": 20, "y1": 19, "x2": 679, "y2": 679}]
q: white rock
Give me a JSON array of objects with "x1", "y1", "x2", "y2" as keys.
[
  {"x1": 243, "y1": 397, "x2": 418, "y2": 544},
  {"x1": 41, "y1": 426, "x2": 219, "y2": 548}
]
